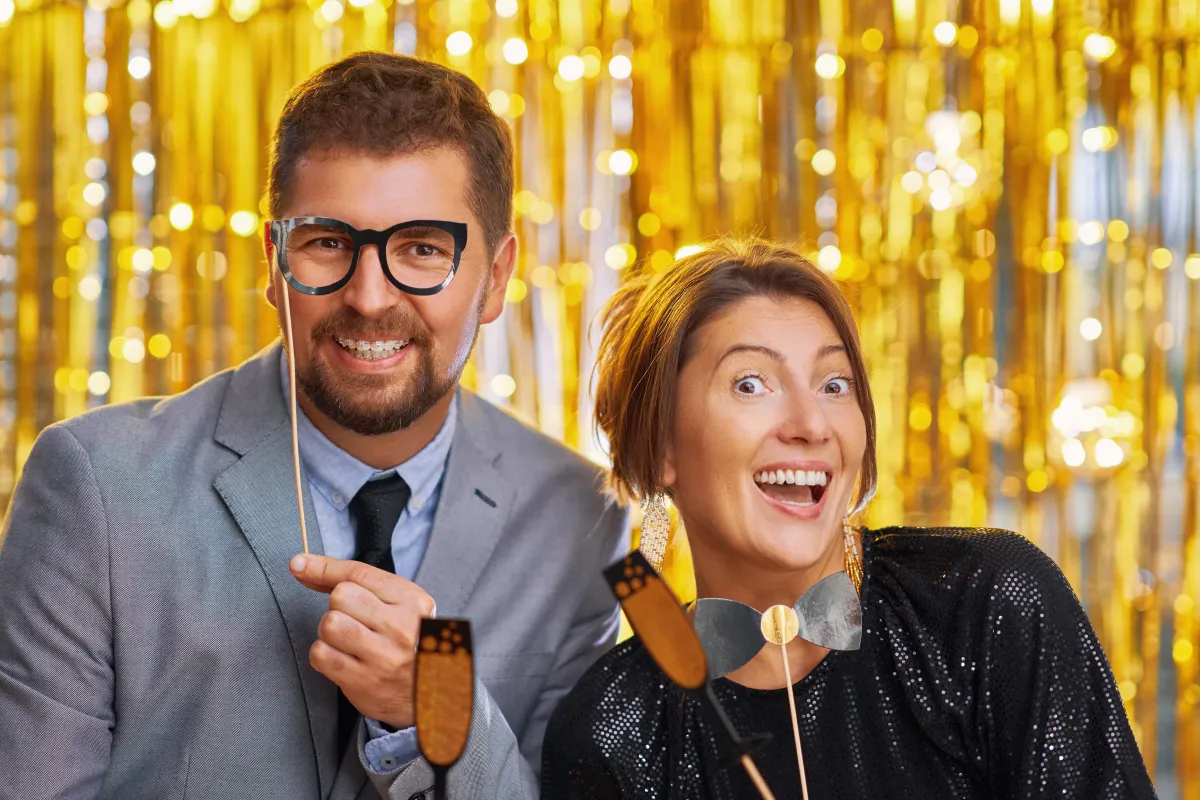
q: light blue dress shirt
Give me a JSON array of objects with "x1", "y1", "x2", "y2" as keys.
[{"x1": 280, "y1": 354, "x2": 456, "y2": 773}]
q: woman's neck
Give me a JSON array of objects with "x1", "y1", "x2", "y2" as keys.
[
  {"x1": 690, "y1": 529, "x2": 862, "y2": 690},
  {"x1": 690, "y1": 531, "x2": 847, "y2": 612}
]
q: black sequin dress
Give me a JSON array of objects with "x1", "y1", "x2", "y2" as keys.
[{"x1": 542, "y1": 527, "x2": 1157, "y2": 799}]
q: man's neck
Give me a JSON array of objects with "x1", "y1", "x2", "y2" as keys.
[{"x1": 296, "y1": 390, "x2": 456, "y2": 470}]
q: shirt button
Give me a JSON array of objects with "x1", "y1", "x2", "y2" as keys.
[
  {"x1": 381, "y1": 756, "x2": 398, "y2": 770},
  {"x1": 332, "y1": 491, "x2": 344, "y2": 505},
  {"x1": 410, "y1": 496, "x2": 423, "y2": 512}
]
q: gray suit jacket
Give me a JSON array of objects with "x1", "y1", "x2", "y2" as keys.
[{"x1": 0, "y1": 343, "x2": 629, "y2": 800}]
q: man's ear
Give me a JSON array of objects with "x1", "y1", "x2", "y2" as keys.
[{"x1": 481, "y1": 233, "x2": 518, "y2": 325}]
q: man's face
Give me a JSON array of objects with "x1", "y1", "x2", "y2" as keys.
[{"x1": 265, "y1": 147, "x2": 514, "y2": 435}]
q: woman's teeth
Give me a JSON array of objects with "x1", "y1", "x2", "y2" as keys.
[
  {"x1": 754, "y1": 469, "x2": 828, "y2": 486},
  {"x1": 753, "y1": 469, "x2": 830, "y2": 508},
  {"x1": 336, "y1": 337, "x2": 410, "y2": 360}
]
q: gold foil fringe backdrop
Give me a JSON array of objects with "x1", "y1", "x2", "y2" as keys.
[{"x1": 0, "y1": 0, "x2": 1197, "y2": 792}]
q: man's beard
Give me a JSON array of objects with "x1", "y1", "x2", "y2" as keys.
[{"x1": 289, "y1": 292, "x2": 486, "y2": 436}]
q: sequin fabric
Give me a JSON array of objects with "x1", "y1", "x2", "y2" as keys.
[{"x1": 542, "y1": 527, "x2": 1158, "y2": 799}]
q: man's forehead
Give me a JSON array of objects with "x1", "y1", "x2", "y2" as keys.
[{"x1": 283, "y1": 147, "x2": 473, "y2": 226}]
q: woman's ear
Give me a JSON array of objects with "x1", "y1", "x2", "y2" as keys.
[{"x1": 660, "y1": 438, "x2": 677, "y2": 490}]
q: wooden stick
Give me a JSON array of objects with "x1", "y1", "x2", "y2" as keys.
[
  {"x1": 280, "y1": 280, "x2": 309, "y2": 555},
  {"x1": 698, "y1": 682, "x2": 776, "y2": 800},
  {"x1": 739, "y1": 754, "x2": 778, "y2": 800},
  {"x1": 779, "y1": 644, "x2": 810, "y2": 800}
]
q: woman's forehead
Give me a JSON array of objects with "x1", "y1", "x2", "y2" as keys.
[{"x1": 692, "y1": 296, "x2": 846, "y2": 358}]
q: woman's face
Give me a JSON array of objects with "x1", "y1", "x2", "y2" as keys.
[{"x1": 663, "y1": 295, "x2": 867, "y2": 573}]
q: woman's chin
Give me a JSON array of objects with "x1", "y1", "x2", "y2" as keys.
[{"x1": 746, "y1": 534, "x2": 836, "y2": 575}]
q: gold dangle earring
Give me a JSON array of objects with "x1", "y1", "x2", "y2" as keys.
[
  {"x1": 639, "y1": 495, "x2": 671, "y2": 573},
  {"x1": 843, "y1": 516, "x2": 863, "y2": 595}
]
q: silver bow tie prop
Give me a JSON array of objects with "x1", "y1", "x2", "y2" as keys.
[{"x1": 692, "y1": 571, "x2": 863, "y2": 679}]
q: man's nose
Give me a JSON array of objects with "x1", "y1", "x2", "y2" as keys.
[{"x1": 341, "y1": 245, "x2": 404, "y2": 317}]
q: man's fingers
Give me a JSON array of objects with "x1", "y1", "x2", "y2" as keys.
[
  {"x1": 309, "y1": 637, "x2": 365, "y2": 681},
  {"x1": 290, "y1": 554, "x2": 434, "y2": 611},
  {"x1": 329, "y1": 581, "x2": 398, "y2": 636},
  {"x1": 289, "y1": 554, "x2": 372, "y2": 589},
  {"x1": 294, "y1": 576, "x2": 334, "y2": 595},
  {"x1": 316, "y1": 609, "x2": 386, "y2": 662}
]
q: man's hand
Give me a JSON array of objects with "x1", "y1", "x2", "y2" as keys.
[{"x1": 289, "y1": 554, "x2": 435, "y2": 730}]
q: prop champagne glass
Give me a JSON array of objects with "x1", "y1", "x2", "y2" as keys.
[
  {"x1": 414, "y1": 618, "x2": 475, "y2": 800},
  {"x1": 602, "y1": 551, "x2": 777, "y2": 800}
]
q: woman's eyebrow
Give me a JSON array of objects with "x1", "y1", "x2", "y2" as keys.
[
  {"x1": 714, "y1": 342, "x2": 846, "y2": 369},
  {"x1": 715, "y1": 344, "x2": 787, "y2": 369},
  {"x1": 816, "y1": 344, "x2": 847, "y2": 361}
]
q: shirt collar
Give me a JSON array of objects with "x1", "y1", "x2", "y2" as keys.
[{"x1": 278, "y1": 351, "x2": 457, "y2": 512}]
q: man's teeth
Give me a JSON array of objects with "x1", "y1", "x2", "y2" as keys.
[
  {"x1": 336, "y1": 337, "x2": 410, "y2": 360},
  {"x1": 753, "y1": 469, "x2": 829, "y2": 486}
]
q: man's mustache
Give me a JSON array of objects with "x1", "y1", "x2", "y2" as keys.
[{"x1": 310, "y1": 310, "x2": 426, "y2": 342}]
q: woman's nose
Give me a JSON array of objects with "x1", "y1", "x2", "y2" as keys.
[{"x1": 779, "y1": 391, "x2": 833, "y2": 444}]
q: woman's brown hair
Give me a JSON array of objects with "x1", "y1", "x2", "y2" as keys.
[{"x1": 593, "y1": 237, "x2": 877, "y2": 513}]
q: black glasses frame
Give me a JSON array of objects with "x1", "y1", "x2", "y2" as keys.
[{"x1": 268, "y1": 216, "x2": 469, "y2": 296}]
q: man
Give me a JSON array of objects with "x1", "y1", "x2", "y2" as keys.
[{"x1": 0, "y1": 53, "x2": 628, "y2": 800}]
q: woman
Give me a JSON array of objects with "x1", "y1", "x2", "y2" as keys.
[{"x1": 542, "y1": 239, "x2": 1155, "y2": 799}]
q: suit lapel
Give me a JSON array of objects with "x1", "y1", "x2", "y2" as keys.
[
  {"x1": 211, "y1": 344, "x2": 339, "y2": 797},
  {"x1": 415, "y1": 391, "x2": 515, "y2": 618}
]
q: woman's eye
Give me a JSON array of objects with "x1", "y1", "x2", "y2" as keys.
[
  {"x1": 823, "y1": 377, "x2": 851, "y2": 395},
  {"x1": 734, "y1": 376, "x2": 767, "y2": 395}
]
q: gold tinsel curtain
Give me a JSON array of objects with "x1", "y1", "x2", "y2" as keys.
[{"x1": 1, "y1": 0, "x2": 1197, "y2": 791}]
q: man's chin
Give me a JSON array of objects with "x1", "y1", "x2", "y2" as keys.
[
  {"x1": 314, "y1": 398, "x2": 419, "y2": 436},
  {"x1": 302, "y1": 377, "x2": 449, "y2": 436},
  {"x1": 297, "y1": 344, "x2": 453, "y2": 435}
]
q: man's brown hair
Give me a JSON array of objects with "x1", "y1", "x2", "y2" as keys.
[
  {"x1": 593, "y1": 237, "x2": 878, "y2": 512},
  {"x1": 266, "y1": 51, "x2": 514, "y2": 253}
]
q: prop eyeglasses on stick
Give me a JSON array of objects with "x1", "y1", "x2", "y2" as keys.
[
  {"x1": 268, "y1": 216, "x2": 469, "y2": 553},
  {"x1": 269, "y1": 220, "x2": 475, "y2": 797},
  {"x1": 602, "y1": 551, "x2": 778, "y2": 800},
  {"x1": 415, "y1": 618, "x2": 475, "y2": 800}
]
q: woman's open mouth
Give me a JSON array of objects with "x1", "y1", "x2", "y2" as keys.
[{"x1": 753, "y1": 467, "x2": 830, "y2": 508}]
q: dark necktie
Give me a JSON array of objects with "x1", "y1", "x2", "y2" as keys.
[
  {"x1": 336, "y1": 473, "x2": 411, "y2": 754},
  {"x1": 348, "y1": 474, "x2": 411, "y2": 573}
]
